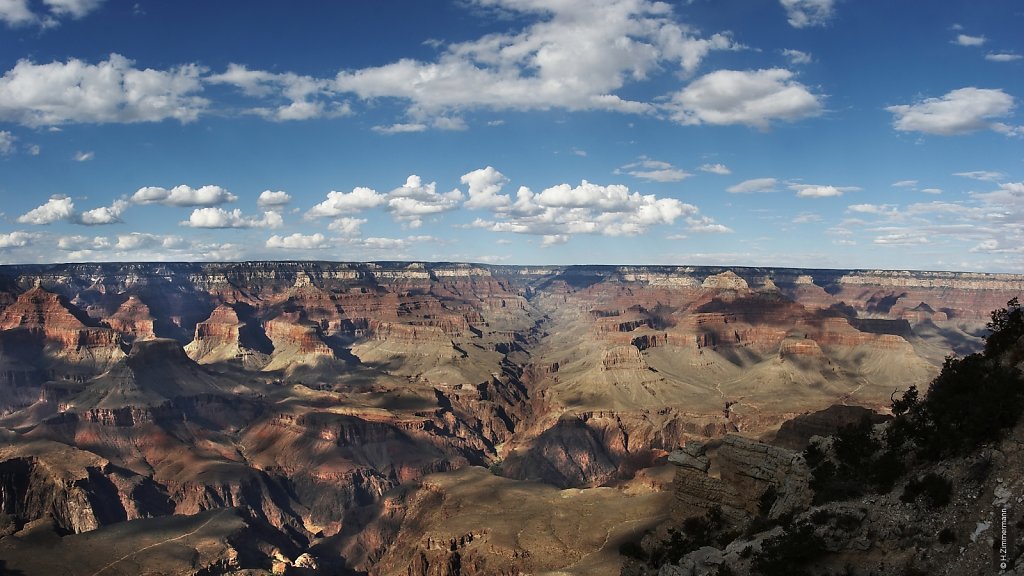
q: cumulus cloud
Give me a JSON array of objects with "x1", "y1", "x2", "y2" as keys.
[
  {"x1": 727, "y1": 177, "x2": 778, "y2": 193},
  {"x1": 616, "y1": 159, "x2": 691, "y2": 182},
  {"x1": 1, "y1": 0, "x2": 104, "y2": 27},
  {"x1": 180, "y1": 207, "x2": 283, "y2": 229},
  {"x1": 57, "y1": 234, "x2": 111, "y2": 251},
  {"x1": 0, "y1": 0, "x2": 35, "y2": 26},
  {"x1": 462, "y1": 166, "x2": 511, "y2": 210},
  {"x1": 779, "y1": 0, "x2": 836, "y2": 28},
  {"x1": 257, "y1": 190, "x2": 292, "y2": 210},
  {"x1": 0, "y1": 231, "x2": 36, "y2": 249},
  {"x1": 16, "y1": 196, "x2": 75, "y2": 224},
  {"x1": 73, "y1": 150, "x2": 93, "y2": 162},
  {"x1": 266, "y1": 233, "x2": 329, "y2": 250},
  {"x1": 386, "y1": 175, "x2": 462, "y2": 227},
  {"x1": 78, "y1": 199, "x2": 127, "y2": 225},
  {"x1": 953, "y1": 34, "x2": 986, "y2": 47},
  {"x1": 699, "y1": 163, "x2": 731, "y2": 175},
  {"x1": 469, "y1": 178, "x2": 703, "y2": 241},
  {"x1": 891, "y1": 180, "x2": 918, "y2": 188},
  {"x1": 327, "y1": 217, "x2": 366, "y2": 236},
  {"x1": 207, "y1": 63, "x2": 350, "y2": 121},
  {"x1": 131, "y1": 184, "x2": 237, "y2": 206},
  {"x1": 17, "y1": 196, "x2": 128, "y2": 225},
  {"x1": 0, "y1": 130, "x2": 15, "y2": 155},
  {"x1": 667, "y1": 68, "x2": 823, "y2": 128},
  {"x1": 306, "y1": 187, "x2": 387, "y2": 218},
  {"x1": 0, "y1": 54, "x2": 207, "y2": 126},
  {"x1": 791, "y1": 183, "x2": 860, "y2": 198},
  {"x1": 334, "y1": 0, "x2": 740, "y2": 124},
  {"x1": 886, "y1": 87, "x2": 1015, "y2": 136}
]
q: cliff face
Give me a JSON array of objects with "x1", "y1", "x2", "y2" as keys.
[{"x1": 0, "y1": 262, "x2": 1019, "y2": 574}]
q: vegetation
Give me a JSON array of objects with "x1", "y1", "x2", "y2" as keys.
[
  {"x1": 807, "y1": 299, "x2": 1024, "y2": 504},
  {"x1": 804, "y1": 417, "x2": 904, "y2": 504},
  {"x1": 751, "y1": 522, "x2": 824, "y2": 576},
  {"x1": 890, "y1": 298, "x2": 1024, "y2": 460},
  {"x1": 900, "y1": 473, "x2": 952, "y2": 508}
]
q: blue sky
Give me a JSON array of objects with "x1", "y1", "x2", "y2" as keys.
[{"x1": 0, "y1": 0, "x2": 1022, "y2": 271}]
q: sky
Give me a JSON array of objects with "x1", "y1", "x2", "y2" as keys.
[{"x1": 0, "y1": 0, "x2": 1022, "y2": 272}]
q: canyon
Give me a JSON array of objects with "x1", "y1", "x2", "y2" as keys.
[{"x1": 0, "y1": 261, "x2": 1020, "y2": 575}]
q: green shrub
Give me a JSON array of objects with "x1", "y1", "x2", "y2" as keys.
[
  {"x1": 901, "y1": 473, "x2": 952, "y2": 508},
  {"x1": 751, "y1": 523, "x2": 824, "y2": 576}
]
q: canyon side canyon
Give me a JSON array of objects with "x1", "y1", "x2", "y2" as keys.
[{"x1": 0, "y1": 262, "x2": 1020, "y2": 575}]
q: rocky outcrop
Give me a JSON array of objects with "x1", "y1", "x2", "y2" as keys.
[
  {"x1": 0, "y1": 439, "x2": 172, "y2": 534},
  {"x1": 601, "y1": 345, "x2": 647, "y2": 371},
  {"x1": 668, "y1": 436, "x2": 811, "y2": 525},
  {"x1": 105, "y1": 295, "x2": 157, "y2": 342},
  {"x1": 186, "y1": 304, "x2": 271, "y2": 368},
  {"x1": 0, "y1": 286, "x2": 125, "y2": 380},
  {"x1": 773, "y1": 405, "x2": 890, "y2": 450}
]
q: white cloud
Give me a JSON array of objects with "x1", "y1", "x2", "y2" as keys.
[
  {"x1": 954, "y1": 170, "x2": 1005, "y2": 182},
  {"x1": 791, "y1": 183, "x2": 860, "y2": 198},
  {"x1": 116, "y1": 232, "x2": 161, "y2": 250},
  {"x1": 986, "y1": 52, "x2": 1022, "y2": 62},
  {"x1": 257, "y1": 190, "x2": 292, "y2": 209},
  {"x1": 686, "y1": 216, "x2": 732, "y2": 233},
  {"x1": 0, "y1": 0, "x2": 35, "y2": 26},
  {"x1": 874, "y1": 233, "x2": 930, "y2": 245},
  {"x1": 847, "y1": 203, "x2": 897, "y2": 215},
  {"x1": 0, "y1": 0, "x2": 103, "y2": 26},
  {"x1": 470, "y1": 178, "x2": 700, "y2": 240},
  {"x1": 131, "y1": 184, "x2": 237, "y2": 206},
  {"x1": 779, "y1": 0, "x2": 836, "y2": 28},
  {"x1": 266, "y1": 233, "x2": 329, "y2": 250},
  {"x1": 372, "y1": 123, "x2": 427, "y2": 134},
  {"x1": 891, "y1": 179, "x2": 918, "y2": 188},
  {"x1": 0, "y1": 231, "x2": 35, "y2": 249},
  {"x1": 617, "y1": 158, "x2": 691, "y2": 182},
  {"x1": 953, "y1": 34, "x2": 986, "y2": 47},
  {"x1": 57, "y1": 234, "x2": 111, "y2": 251},
  {"x1": 17, "y1": 196, "x2": 75, "y2": 224},
  {"x1": 27, "y1": 143, "x2": 39, "y2": 155},
  {"x1": 17, "y1": 196, "x2": 127, "y2": 225},
  {"x1": 306, "y1": 187, "x2": 387, "y2": 218},
  {"x1": 698, "y1": 163, "x2": 731, "y2": 175},
  {"x1": 727, "y1": 177, "x2": 778, "y2": 193},
  {"x1": 73, "y1": 150, "x2": 94, "y2": 162},
  {"x1": 207, "y1": 63, "x2": 349, "y2": 122},
  {"x1": 334, "y1": 0, "x2": 739, "y2": 123},
  {"x1": 180, "y1": 207, "x2": 283, "y2": 229},
  {"x1": 921, "y1": 188, "x2": 943, "y2": 195},
  {"x1": 886, "y1": 87, "x2": 1015, "y2": 136},
  {"x1": 385, "y1": 175, "x2": 462, "y2": 227},
  {"x1": 78, "y1": 199, "x2": 127, "y2": 225},
  {"x1": 0, "y1": 54, "x2": 207, "y2": 126},
  {"x1": 327, "y1": 217, "x2": 366, "y2": 236},
  {"x1": 667, "y1": 68, "x2": 823, "y2": 128},
  {"x1": 781, "y1": 49, "x2": 812, "y2": 65},
  {"x1": 541, "y1": 234, "x2": 569, "y2": 246},
  {"x1": 0, "y1": 130, "x2": 15, "y2": 155},
  {"x1": 43, "y1": 0, "x2": 104, "y2": 19},
  {"x1": 462, "y1": 166, "x2": 511, "y2": 210}
]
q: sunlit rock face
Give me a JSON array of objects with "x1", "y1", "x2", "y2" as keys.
[{"x1": 0, "y1": 262, "x2": 1019, "y2": 574}]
